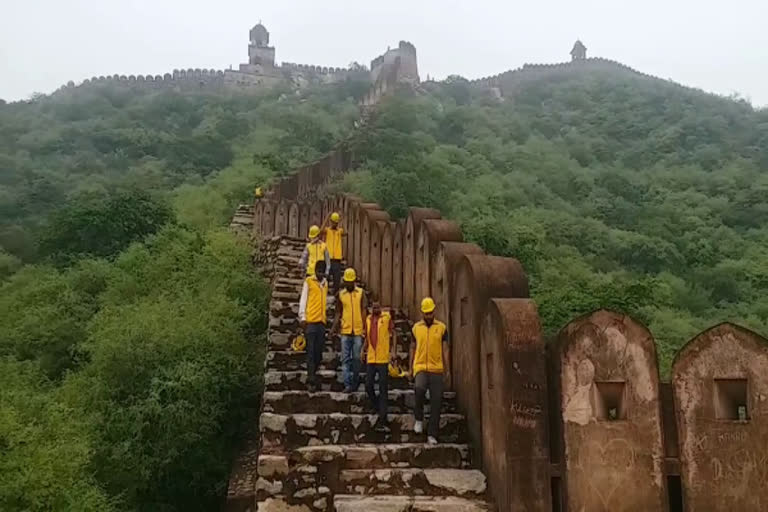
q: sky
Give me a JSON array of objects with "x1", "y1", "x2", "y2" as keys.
[{"x1": 2, "y1": 0, "x2": 767, "y2": 106}]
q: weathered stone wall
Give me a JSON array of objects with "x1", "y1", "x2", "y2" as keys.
[
  {"x1": 553, "y1": 311, "x2": 667, "y2": 512},
  {"x1": 416, "y1": 219, "x2": 462, "y2": 325},
  {"x1": 481, "y1": 299, "x2": 550, "y2": 512},
  {"x1": 673, "y1": 323, "x2": 768, "y2": 511},
  {"x1": 360, "y1": 209, "x2": 390, "y2": 283},
  {"x1": 391, "y1": 222, "x2": 404, "y2": 310},
  {"x1": 432, "y1": 242, "x2": 483, "y2": 336},
  {"x1": 404, "y1": 208, "x2": 441, "y2": 318},
  {"x1": 451, "y1": 255, "x2": 530, "y2": 463},
  {"x1": 378, "y1": 221, "x2": 396, "y2": 305}
]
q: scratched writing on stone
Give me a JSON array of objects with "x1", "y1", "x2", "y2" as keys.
[
  {"x1": 511, "y1": 401, "x2": 542, "y2": 417},
  {"x1": 522, "y1": 382, "x2": 543, "y2": 391},
  {"x1": 717, "y1": 431, "x2": 747, "y2": 444},
  {"x1": 511, "y1": 416, "x2": 538, "y2": 429}
]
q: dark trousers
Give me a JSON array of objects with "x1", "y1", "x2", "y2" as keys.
[
  {"x1": 305, "y1": 323, "x2": 325, "y2": 386},
  {"x1": 414, "y1": 372, "x2": 444, "y2": 438},
  {"x1": 330, "y1": 259, "x2": 342, "y2": 292},
  {"x1": 366, "y1": 363, "x2": 389, "y2": 421}
]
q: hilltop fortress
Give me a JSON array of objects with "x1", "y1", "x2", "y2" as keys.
[
  {"x1": 56, "y1": 28, "x2": 682, "y2": 107},
  {"x1": 58, "y1": 22, "x2": 419, "y2": 94}
]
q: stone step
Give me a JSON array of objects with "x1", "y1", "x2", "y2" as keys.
[
  {"x1": 264, "y1": 370, "x2": 411, "y2": 392},
  {"x1": 253, "y1": 444, "x2": 470, "y2": 503},
  {"x1": 339, "y1": 468, "x2": 487, "y2": 498},
  {"x1": 262, "y1": 390, "x2": 457, "y2": 414},
  {"x1": 268, "y1": 333, "x2": 410, "y2": 352},
  {"x1": 289, "y1": 443, "x2": 471, "y2": 470},
  {"x1": 272, "y1": 268, "x2": 305, "y2": 279},
  {"x1": 254, "y1": 468, "x2": 486, "y2": 508},
  {"x1": 274, "y1": 276, "x2": 306, "y2": 286},
  {"x1": 334, "y1": 495, "x2": 494, "y2": 512},
  {"x1": 259, "y1": 413, "x2": 467, "y2": 450},
  {"x1": 275, "y1": 247, "x2": 303, "y2": 255},
  {"x1": 267, "y1": 350, "x2": 411, "y2": 371}
]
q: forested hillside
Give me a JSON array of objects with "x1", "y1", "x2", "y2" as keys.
[
  {"x1": 341, "y1": 70, "x2": 768, "y2": 372},
  {"x1": 0, "y1": 81, "x2": 365, "y2": 510},
  {"x1": 3, "y1": 62, "x2": 768, "y2": 510}
]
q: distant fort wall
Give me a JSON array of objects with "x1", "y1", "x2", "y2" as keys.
[
  {"x1": 370, "y1": 41, "x2": 419, "y2": 85},
  {"x1": 360, "y1": 41, "x2": 419, "y2": 108},
  {"x1": 58, "y1": 62, "x2": 362, "y2": 94},
  {"x1": 54, "y1": 21, "x2": 371, "y2": 95},
  {"x1": 469, "y1": 57, "x2": 679, "y2": 99}
]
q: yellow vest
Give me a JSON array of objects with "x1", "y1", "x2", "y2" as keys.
[
  {"x1": 339, "y1": 287, "x2": 364, "y2": 335},
  {"x1": 412, "y1": 320, "x2": 447, "y2": 375},
  {"x1": 366, "y1": 311, "x2": 392, "y2": 364},
  {"x1": 305, "y1": 276, "x2": 327, "y2": 324},
  {"x1": 306, "y1": 241, "x2": 327, "y2": 276},
  {"x1": 325, "y1": 227, "x2": 343, "y2": 260}
]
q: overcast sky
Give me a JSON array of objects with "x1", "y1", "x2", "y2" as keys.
[{"x1": 2, "y1": 0, "x2": 767, "y2": 106}]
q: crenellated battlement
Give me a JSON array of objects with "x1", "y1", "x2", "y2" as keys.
[
  {"x1": 56, "y1": 69, "x2": 229, "y2": 95},
  {"x1": 280, "y1": 63, "x2": 351, "y2": 75}
]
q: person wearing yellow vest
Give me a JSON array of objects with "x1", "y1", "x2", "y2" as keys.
[
  {"x1": 320, "y1": 212, "x2": 346, "y2": 291},
  {"x1": 331, "y1": 268, "x2": 367, "y2": 393},
  {"x1": 299, "y1": 225, "x2": 330, "y2": 279},
  {"x1": 298, "y1": 260, "x2": 328, "y2": 391},
  {"x1": 409, "y1": 297, "x2": 450, "y2": 444},
  {"x1": 362, "y1": 294, "x2": 397, "y2": 431}
]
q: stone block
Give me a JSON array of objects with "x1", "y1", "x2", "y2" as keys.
[
  {"x1": 258, "y1": 455, "x2": 289, "y2": 478},
  {"x1": 257, "y1": 498, "x2": 312, "y2": 512}
]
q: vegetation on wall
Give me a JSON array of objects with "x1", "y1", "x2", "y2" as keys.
[
  {"x1": 0, "y1": 78, "x2": 365, "y2": 510},
  {"x1": 341, "y1": 71, "x2": 768, "y2": 373}
]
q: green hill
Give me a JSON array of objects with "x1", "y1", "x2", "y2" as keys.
[{"x1": 341, "y1": 68, "x2": 768, "y2": 371}]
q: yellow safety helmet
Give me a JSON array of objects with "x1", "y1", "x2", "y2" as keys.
[
  {"x1": 254, "y1": 187, "x2": 263, "y2": 198},
  {"x1": 291, "y1": 334, "x2": 306, "y2": 352},
  {"x1": 308, "y1": 225, "x2": 320, "y2": 238},
  {"x1": 343, "y1": 268, "x2": 357, "y2": 282},
  {"x1": 330, "y1": 212, "x2": 340, "y2": 223},
  {"x1": 388, "y1": 363, "x2": 407, "y2": 378},
  {"x1": 421, "y1": 297, "x2": 436, "y2": 314}
]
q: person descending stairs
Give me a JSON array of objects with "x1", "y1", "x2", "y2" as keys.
[{"x1": 247, "y1": 234, "x2": 493, "y2": 511}]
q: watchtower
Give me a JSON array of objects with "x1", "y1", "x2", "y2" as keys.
[
  {"x1": 249, "y1": 22, "x2": 276, "y2": 68},
  {"x1": 570, "y1": 40, "x2": 587, "y2": 61}
]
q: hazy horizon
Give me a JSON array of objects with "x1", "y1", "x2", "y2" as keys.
[{"x1": 2, "y1": 0, "x2": 767, "y2": 106}]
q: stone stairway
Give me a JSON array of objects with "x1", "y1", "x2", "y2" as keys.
[{"x1": 237, "y1": 236, "x2": 494, "y2": 511}]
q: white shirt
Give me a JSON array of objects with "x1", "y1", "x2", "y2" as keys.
[{"x1": 298, "y1": 277, "x2": 328, "y2": 322}]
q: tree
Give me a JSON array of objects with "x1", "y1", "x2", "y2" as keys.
[
  {"x1": 443, "y1": 75, "x2": 472, "y2": 105},
  {"x1": 0, "y1": 359, "x2": 114, "y2": 511},
  {"x1": 38, "y1": 189, "x2": 174, "y2": 265}
]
